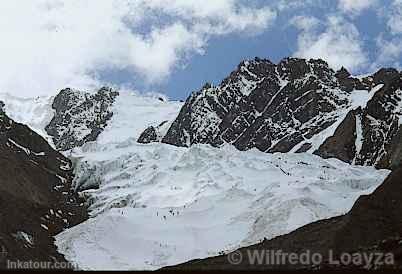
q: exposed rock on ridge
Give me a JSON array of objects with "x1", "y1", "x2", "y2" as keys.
[
  {"x1": 137, "y1": 120, "x2": 170, "y2": 144},
  {"x1": 45, "y1": 87, "x2": 119, "y2": 151}
]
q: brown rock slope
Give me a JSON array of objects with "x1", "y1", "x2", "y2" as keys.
[{"x1": 0, "y1": 109, "x2": 87, "y2": 269}]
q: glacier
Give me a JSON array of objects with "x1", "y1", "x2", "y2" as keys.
[
  {"x1": 55, "y1": 142, "x2": 389, "y2": 270},
  {"x1": 0, "y1": 89, "x2": 390, "y2": 270}
]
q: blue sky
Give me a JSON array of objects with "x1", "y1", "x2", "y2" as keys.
[
  {"x1": 97, "y1": 0, "x2": 401, "y2": 100},
  {"x1": 0, "y1": 0, "x2": 401, "y2": 99}
]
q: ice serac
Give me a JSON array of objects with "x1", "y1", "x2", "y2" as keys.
[
  {"x1": 45, "y1": 87, "x2": 119, "y2": 151},
  {"x1": 168, "y1": 165, "x2": 402, "y2": 270},
  {"x1": 158, "y1": 57, "x2": 402, "y2": 169},
  {"x1": 0, "y1": 109, "x2": 87, "y2": 269}
]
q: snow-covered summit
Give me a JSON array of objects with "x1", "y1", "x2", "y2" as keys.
[{"x1": 0, "y1": 88, "x2": 183, "y2": 150}]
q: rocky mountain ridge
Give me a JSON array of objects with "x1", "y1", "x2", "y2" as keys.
[
  {"x1": 2, "y1": 57, "x2": 400, "y2": 170},
  {"x1": 139, "y1": 57, "x2": 402, "y2": 170}
]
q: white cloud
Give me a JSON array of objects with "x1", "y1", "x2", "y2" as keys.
[
  {"x1": 126, "y1": 23, "x2": 205, "y2": 83},
  {"x1": 338, "y1": 0, "x2": 378, "y2": 14},
  {"x1": 0, "y1": 0, "x2": 276, "y2": 97},
  {"x1": 292, "y1": 16, "x2": 368, "y2": 71},
  {"x1": 135, "y1": 0, "x2": 276, "y2": 35},
  {"x1": 373, "y1": 35, "x2": 402, "y2": 69},
  {"x1": 290, "y1": 15, "x2": 320, "y2": 32},
  {"x1": 275, "y1": 0, "x2": 320, "y2": 11},
  {"x1": 387, "y1": 0, "x2": 402, "y2": 34}
]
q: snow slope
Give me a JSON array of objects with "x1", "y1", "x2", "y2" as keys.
[
  {"x1": 0, "y1": 93, "x2": 54, "y2": 142},
  {"x1": 55, "y1": 142, "x2": 389, "y2": 270},
  {"x1": 96, "y1": 91, "x2": 183, "y2": 145}
]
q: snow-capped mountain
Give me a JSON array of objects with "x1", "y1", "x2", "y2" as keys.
[
  {"x1": 0, "y1": 88, "x2": 182, "y2": 150},
  {"x1": 0, "y1": 57, "x2": 400, "y2": 270},
  {"x1": 141, "y1": 58, "x2": 402, "y2": 170}
]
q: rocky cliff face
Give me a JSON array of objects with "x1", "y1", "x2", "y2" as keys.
[
  {"x1": 316, "y1": 68, "x2": 402, "y2": 169},
  {"x1": 45, "y1": 87, "x2": 119, "y2": 151},
  {"x1": 0, "y1": 109, "x2": 87, "y2": 269},
  {"x1": 155, "y1": 57, "x2": 402, "y2": 169},
  {"x1": 167, "y1": 166, "x2": 402, "y2": 270}
]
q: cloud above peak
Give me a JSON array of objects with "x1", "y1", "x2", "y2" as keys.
[
  {"x1": 292, "y1": 15, "x2": 368, "y2": 72},
  {"x1": 124, "y1": 0, "x2": 277, "y2": 82},
  {"x1": 0, "y1": 0, "x2": 276, "y2": 97}
]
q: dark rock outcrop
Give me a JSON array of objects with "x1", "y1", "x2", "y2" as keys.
[
  {"x1": 45, "y1": 87, "x2": 119, "y2": 151},
  {"x1": 0, "y1": 111, "x2": 87, "y2": 269},
  {"x1": 167, "y1": 166, "x2": 402, "y2": 270},
  {"x1": 0, "y1": 101, "x2": 5, "y2": 114},
  {"x1": 137, "y1": 121, "x2": 169, "y2": 144},
  {"x1": 314, "y1": 108, "x2": 361, "y2": 163},
  {"x1": 137, "y1": 126, "x2": 158, "y2": 144}
]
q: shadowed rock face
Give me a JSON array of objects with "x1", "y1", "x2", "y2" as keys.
[
  {"x1": 162, "y1": 58, "x2": 351, "y2": 152},
  {"x1": 45, "y1": 87, "x2": 119, "y2": 151},
  {"x1": 314, "y1": 108, "x2": 361, "y2": 163},
  {"x1": 0, "y1": 110, "x2": 87, "y2": 269},
  {"x1": 149, "y1": 57, "x2": 402, "y2": 169},
  {"x1": 167, "y1": 166, "x2": 402, "y2": 270},
  {"x1": 316, "y1": 69, "x2": 402, "y2": 169},
  {"x1": 137, "y1": 126, "x2": 158, "y2": 144}
]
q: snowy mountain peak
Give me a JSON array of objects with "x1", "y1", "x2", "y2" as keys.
[
  {"x1": 146, "y1": 57, "x2": 402, "y2": 170},
  {"x1": 0, "y1": 88, "x2": 183, "y2": 151},
  {"x1": 160, "y1": 57, "x2": 352, "y2": 150},
  {"x1": 1, "y1": 57, "x2": 400, "y2": 169}
]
